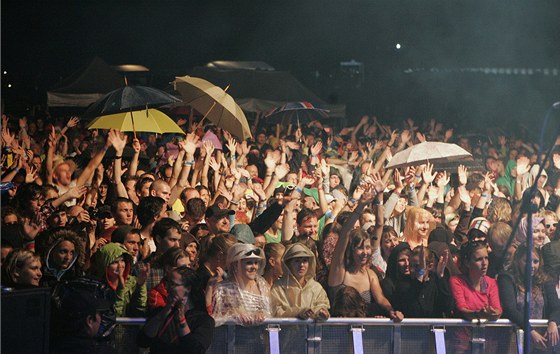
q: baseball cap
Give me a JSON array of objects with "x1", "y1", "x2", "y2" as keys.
[{"x1": 205, "y1": 205, "x2": 235, "y2": 219}]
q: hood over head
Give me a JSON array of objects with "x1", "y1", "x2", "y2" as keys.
[{"x1": 281, "y1": 243, "x2": 316, "y2": 284}]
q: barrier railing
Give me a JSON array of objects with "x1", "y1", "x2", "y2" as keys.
[{"x1": 117, "y1": 317, "x2": 551, "y2": 354}]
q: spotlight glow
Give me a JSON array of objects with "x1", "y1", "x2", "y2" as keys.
[{"x1": 395, "y1": 43, "x2": 401, "y2": 49}]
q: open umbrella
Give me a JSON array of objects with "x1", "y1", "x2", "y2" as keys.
[
  {"x1": 386, "y1": 141, "x2": 472, "y2": 169},
  {"x1": 173, "y1": 76, "x2": 252, "y2": 140},
  {"x1": 83, "y1": 85, "x2": 182, "y2": 118},
  {"x1": 264, "y1": 102, "x2": 329, "y2": 126},
  {"x1": 87, "y1": 108, "x2": 185, "y2": 135}
]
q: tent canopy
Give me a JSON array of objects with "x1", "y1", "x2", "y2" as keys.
[
  {"x1": 190, "y1": 62, "x2": 345, "y2": 118},
  {"x1": 47, "y1": 57, "x2": 126, "y2": 107}
]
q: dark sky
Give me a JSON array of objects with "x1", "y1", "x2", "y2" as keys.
[{"x1": 2, "y1": 0, "x2": 560, "y2": 126}]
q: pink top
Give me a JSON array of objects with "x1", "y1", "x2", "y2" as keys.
[{"x1": 450, "y1": 275, "x2": 502, "y2": 313}]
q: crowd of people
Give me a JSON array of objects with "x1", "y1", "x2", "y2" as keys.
[{"x1": 1, "y1": 111, "x2": 560, "y2": 353}]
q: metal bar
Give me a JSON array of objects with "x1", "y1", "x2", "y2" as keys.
[
  {"x1": 351, "y1": 325, "x2": 365, "y2": 354},
  {"x1": 516, "y1": 329, "x2": 524, "y2": 354},
  {"x1": 432, "y1": 327, "x2": 446, "y2": 354},
  {"x1": 471, "y1": 322, "x2": 486, "y2": 354},
  {"x1": 115, "y1": 317, "x2": 552, "y2": 327},
  {"x1": 227, "y1": 324, "x2": 236, "y2": 354},
  {"x1": 267, "y1": 324, "x2": 281, "y2": 354},
  {"x1": 392, "y1": 325, "x2": 401, "y2": 354},
  {"x1": 306, "y1": 323, "x2": 322, "y2": 354}
]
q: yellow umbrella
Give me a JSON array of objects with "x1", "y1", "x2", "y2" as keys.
[
  {"x1": 87, "y1": 108, "x2": 185, "y2": 135},
  {"x1": 173, "y1": 76, "x2": 252, "y2": 140}
]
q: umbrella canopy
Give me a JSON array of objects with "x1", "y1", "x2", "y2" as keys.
[
  {"x1": 264, "y1": 101, "x2": 329, "y2": 126},
  {"x1": 83, "y1": 85, "x2": 182, "y2": 118},
  {"x1": 386, "y1": 141, "x2": 472, "y2": 169},
  {"x1": 87, "y1": 108, "x2": 185, "y2": 135},
  {"x1": 173, "y1": 76, "x2": 252, "y2": 140}
]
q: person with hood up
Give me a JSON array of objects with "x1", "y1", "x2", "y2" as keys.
[
  {"x1": 271, "y1": 243, "x2": 330, "y2": 320},
  {"x1": 211, "y1": 243, "x2": 272, "y2": 326},
  {"x1": 90, "y1": 242, "x2": 147, "y2": 317},
  {"x1": 35, "y1": 228, "x2": 85, "y2": 288}
]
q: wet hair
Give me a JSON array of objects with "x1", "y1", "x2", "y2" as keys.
[
  {"x1": 264, "y1": 243, "x2": 286, "y2": 272},
  {"x1": 344, "y1": 229, "x2": 370, "y2": 270},
  {"x1": 14, "y1": 183, "x2": 43, "y2": 218},
  {"x1": 136, "y1": 196, "x2": 165, "y2": 227},
  {"x1": 331, "y1": 286, "x2": 367, "y2": 317}
]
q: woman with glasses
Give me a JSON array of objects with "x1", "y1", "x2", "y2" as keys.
[
  {"x1": 138, "y1": 265, "x2": 215, "y2": 354},
  {"x1": 211, "y1": 243, "x2": 272, "y2": 326},
  {"x1": 498, "y1": 244, "x2": 560, "y2": 351}
]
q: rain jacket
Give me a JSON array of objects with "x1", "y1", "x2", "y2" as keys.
[
  {"x1": 91, "y1": 243, "x2": 147, "y2": 317},
  {"x1": 270, "y1": 243, "x2": 330, "y2": 317},
  {"x1": 496, "y1": 159, "x2": 516, "y2": 195},
  {"x1": 41, "y1": 238, "x2": 82, "y2": 288}
]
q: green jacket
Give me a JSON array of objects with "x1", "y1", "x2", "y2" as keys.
[{"x1": 92, "y1": 243, "x2": 147, "y2": 317}]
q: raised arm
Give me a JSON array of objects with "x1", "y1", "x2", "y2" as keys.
[{"x1": 75, "y1": 130, "x2": 113, "y2": 186}]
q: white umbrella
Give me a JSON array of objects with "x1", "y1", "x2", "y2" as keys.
[{"x1": 386, "y1": 141, "x2": 472, "y2": 169}]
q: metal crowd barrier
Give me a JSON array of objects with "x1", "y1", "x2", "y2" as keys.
[{"x1": 117, "y1": 317, "x2": 551, "y2": 354}]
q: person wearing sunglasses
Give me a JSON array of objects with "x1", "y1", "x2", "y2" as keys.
[
  {"x1": 539, "y1": 210, "x2": 558, "y2": 241},
  {"x1": 211, "y1": 243, "x2": 271, "y2": 327}
]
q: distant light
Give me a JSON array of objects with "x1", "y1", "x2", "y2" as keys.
[
  {"x1": 7, "y1": 84, "x2": 12, "y2": 88},
  {"x1": 3, "y1": 71, "x2": 6, "y2": 75},
  {"x1": 395, "y1": 43, "x2": 401, "y2": 49}
]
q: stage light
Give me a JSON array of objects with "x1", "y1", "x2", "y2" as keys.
[
  {"x1": 395, "y1": 43, "x2": 401, "y2": 49},
  {"x1": 3, "y1": 71, "x2": 6, "y2": 75},
  {"x1": 8, "y1": 84, "x2": 12, "y2": 88}
]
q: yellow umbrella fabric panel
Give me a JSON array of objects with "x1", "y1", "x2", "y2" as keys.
[{"x1": 88, "y1": 109, "x2": 185, "y2": 135}]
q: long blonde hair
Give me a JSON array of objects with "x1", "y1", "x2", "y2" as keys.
[{"x1": 403, "y1": 206, "x2": 435, "y2": 243}]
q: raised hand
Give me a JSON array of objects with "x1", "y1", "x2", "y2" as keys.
[
  {"x1": 444, "y1": 128, "x2": 454, "y2": 142},
  {"x1": 436, "y1": 171, "x2": 450, "y2": 188},
  {"x1": 310, "y1": 141, "x2": 323, "y2": 157},
  {"x1": 422, "y1": 162, "x2": 436, "y2": 184},
  {"x1": 458, "y1": 187, "x2": 471, "y2": 205},
  {"x1": 226, "y1": 137, "x2": 237, "y2": 155},
  {"x1": 400, "y1": 129, "x2": 412, "y2": 144},
  {"x1": 66, "y1": 116, "x2": 80, "y2": 128},
  {"x1": 416, "y1": 131, "x2": 426, "y2": 143},
  {"x1": 427, "y1": 185, "x2": 439, "y2": 201},
  {"x1": 264, "y1": 152, "x2": 279, "y2": 171},
  {"x1": 436, "y1": 249, "x2": 449, "y2": 278},
  {"x1": 457, "y1": 165, "x2": 468, "y2": 186},
  {"x1": 66, "y1": 185, "x2": 88, "y2": 200},
  {"x1": 275, "y1": 164, "x2": 290, "y2": 180},
  {"x1": 516, "y1": 156, "x2": 530, "y2": 175},
  {"x1": 203, "y1": 140, "x2": 215, "y2": 158},
  {"x1": 370, "y1": 171, "x2": 386, "y2": 194},
  {"x1": 132, "y1": 138, "x2": 141, "y2": 153},
  {"x1": 108, "y1": 129, "x2": 127, "y2": 153},
  {"x1": 1, "y1": 125, "x2": 15, "y2": 147}
]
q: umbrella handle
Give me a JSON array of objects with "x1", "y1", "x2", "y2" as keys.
[{"x1": 130, "y1": 110, "x2": 137, "y2": 140}]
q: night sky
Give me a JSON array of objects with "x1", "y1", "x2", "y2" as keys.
[{"x1": 2, "y1": 0, "x2": 560, "y2": 128}]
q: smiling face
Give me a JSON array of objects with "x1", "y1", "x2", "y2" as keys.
[
  {"x1": 353, "y1": 238, "x2": 373, "y2": 267},
  {"x1": 518, "y1": 250, "x2": 540, "y2": 277},
  {"x1": 414, "y1": 214, "x2": 431, "y2": 239},
  {"x1": 397, "y1": 251, "x2": 411, "y2": 276},
  {"x1": 533, "y1": 223, "x2": 547, "y2": 247},
  {"x1": 15, "y1": 258, "x2": 42, "y2": 286},
  {"x1": 240, "y1": 258, "x2": 260, "y2": 282}
]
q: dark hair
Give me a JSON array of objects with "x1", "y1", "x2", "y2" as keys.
[
  {"x1": 296, "y1": 208, "x2": 317, "y2": 226},
  {"x1": 199, "y1": 233, "x2": 237, "y2": 263},
  {"x1": 136, "y1": 196, "x2": 165, "y2": 227},
  {"x1": 331, "y1": 286, "x2": 367, "y2": 317},
  {"x1": 111, "y1": 197, "x2": 133, "y2": 216},
  {"x1": 186, "y1": 198, "x2": 206, "y2": 219},
  {"x1": 154, "y1": 246, "x2": 190, "y2": 269},
  {"x1": 459, "y1": 240, "x2": 488, "y2": 271},
  {"x1": 511, "y1": 244, "x2": 550, "y2": 290},
  {"x1": 344, "y1": 229, "x2": 370, "y2": 270},
  {"x1": 15, "y1": 183, "x2": 43, "y2": 218},
  {"x1": 152, "y1": 218, "x2": 181, "y2": 243},
  {"x1": 380, "y1": 226, "x2": 399, "y2": 259},
  {"x1": 135, "y1": 176, "x2": 154, "y2": 195}
]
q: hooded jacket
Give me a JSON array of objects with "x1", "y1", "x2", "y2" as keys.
[
  {"x1": 496, "y1": 160, "x2": 517, "y2": 195},
  {"x1": 91, "y1": 243, "x2": 147, "y2": 317},
  {"x1": 270, "y1": 243, "x2": 330, "y2": 317},
  {"x1": 41, "y1": 238, "x2": 82, "y2": 288}
]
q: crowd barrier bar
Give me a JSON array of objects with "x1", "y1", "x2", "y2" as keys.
[{"x1": 116, "y1": 317, "x2": 550, "y2": 354}]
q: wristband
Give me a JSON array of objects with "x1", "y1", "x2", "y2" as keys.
[
  {"x1": 417, "y1": 268, "x2": 425, "y2": 276},
  {"x1": 115, "y1": 155, "x2": 122, "y2": 160},
  {"x1": 230, "y1": 200, "x2": 239, "y2": 206},
  {"x1": 349, "y1": 198, "x2": 357, "y2": 204},
  {"x1": 184, "y1": 161, "x2": 194, "y2": 166},
  {"x1": 231, "y1": 155, "x2": 237, "y2": 161},
  {"x1": 295, "y1": 187, "x2": 303, "y2": 194},
  {"x1": 481, "y1": 193, "x2": 488, "y2": 198},
  {"x1": 373, "y1": 199, "x2": 382, "y2": 206}
]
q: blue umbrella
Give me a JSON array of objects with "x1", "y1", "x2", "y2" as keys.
[{"x1": 264, "y1": 101, "x2": 329, "y2": 127}]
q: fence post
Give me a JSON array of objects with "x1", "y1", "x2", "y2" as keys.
[
  {"x1": 516, "y1": 329, "x2": 524, "y2": 354},
  {"x1": 350, "y1": 325, "x2": 365, "y2": 354},
  {"x1": 227, "y1": 324, "x2": 236, "y2": 354},
  {"x1": 307, "y1": 323, "x2": 322, "y2": 354},
  {"x1": 392, "y1": 324, "x2": 401, "y2": 354},
  {"x1": 471, "y1": 320, "x2": 486, "y2": 354},
  {"x1": 431, "y1": 327, "x2": 447, "y2": 354},
  {"x1": 266, "y1": 324, "x2": 281, "y2": 354}
]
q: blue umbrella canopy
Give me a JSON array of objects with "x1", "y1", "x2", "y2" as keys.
[{"x1": 264, "y1": 101, "x2": 329, "y2": 125}]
